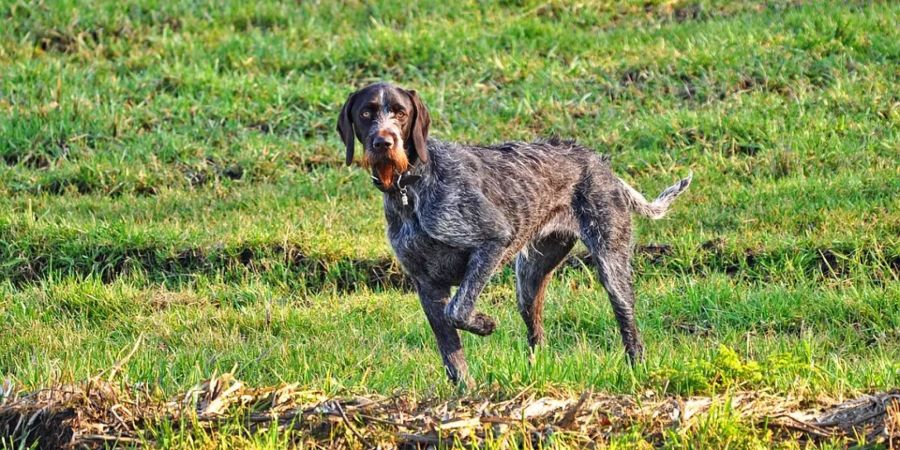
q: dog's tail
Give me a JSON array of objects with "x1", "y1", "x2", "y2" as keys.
[{"x1": 618, "y1": 172, "x2": 693, "y2": 219}]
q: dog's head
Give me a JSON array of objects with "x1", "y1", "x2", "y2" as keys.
[{"x1": 336, "y1": 83, "x2": 430, "y2": 189}]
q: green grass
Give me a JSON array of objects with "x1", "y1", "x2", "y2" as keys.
[{"x1": 1, "y1": 0, "x2": 898, "y2": 447}]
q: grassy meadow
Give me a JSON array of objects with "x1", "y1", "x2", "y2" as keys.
[{"x1": 1, "y1": 0, "x2": 898, "y2": 447}]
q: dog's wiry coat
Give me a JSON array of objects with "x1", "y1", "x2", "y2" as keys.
[{"x1": 338, "y1": 83, "x2": 692, "y2": 386}]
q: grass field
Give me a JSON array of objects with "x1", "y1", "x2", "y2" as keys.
[{"x1": 1, "y1": 0, "x2": 898, "y2": 447}]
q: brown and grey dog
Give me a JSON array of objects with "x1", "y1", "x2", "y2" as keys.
[{"x1": 337, "y1": 82, "x2": 692, "y2": 385}]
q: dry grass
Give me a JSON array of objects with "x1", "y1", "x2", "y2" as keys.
[{"x1": 2, "y1": 370, "x2": 897, "y2": 449}]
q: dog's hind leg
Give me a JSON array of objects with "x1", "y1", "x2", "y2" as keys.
[
  {"x1": 574, "y1": 174, "x2": 645, "y2": 364},
  {"x1": 416, "y1": 281, "x2": 472, "y2": 386},
  {"x1": 516, "y1": 232, "x2": 576, "y2": 351},
  {"x1": 588, "y1": 241, "x2": 644, "y2": 364}
]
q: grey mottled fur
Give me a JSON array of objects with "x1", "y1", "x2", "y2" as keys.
[{"x1": 337, "y1": 83, "x2": 692, "y2": 386}]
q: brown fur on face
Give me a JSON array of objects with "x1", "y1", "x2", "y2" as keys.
[
  {"x1": 364, "y1": 124, "x2": 408, "y2": 188},
  {"x1": 364, "y1": 138, "x2": 408, "y2": 189}
]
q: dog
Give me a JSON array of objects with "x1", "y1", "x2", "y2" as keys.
[{"x1": 337, "y1": 82, "x2": 692, "y2": 385}]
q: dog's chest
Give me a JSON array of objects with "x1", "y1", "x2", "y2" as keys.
[{"x1": 386, "y1": 211, "x2": 469, "y2": 286}]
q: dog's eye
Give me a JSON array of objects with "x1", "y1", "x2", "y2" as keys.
[
  {"x1": 395, "y1": 110, "x2": 407, "y2": 119},
  {"x1": 360, "y1": 111, "x2": 371, "y2": 119}
]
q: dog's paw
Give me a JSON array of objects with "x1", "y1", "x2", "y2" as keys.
[{"x1": 455, "y1": 311, "x2": 496, "y2": 336}]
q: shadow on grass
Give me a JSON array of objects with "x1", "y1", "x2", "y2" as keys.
[{"x1": 3, "y1": 238, "x2": 896, "y2": 292}]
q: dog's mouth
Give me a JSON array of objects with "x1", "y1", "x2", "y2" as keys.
[{"x1": 364, "y1": 143, "x2": 409, "y2": 190}]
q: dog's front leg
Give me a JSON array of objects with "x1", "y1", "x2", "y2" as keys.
[
  {"x1": 416, "y1": 280, "x2": 472, "y2": 386},
  {"x1": 445, "y1": 240, "x2": 507, "y2": 336}
]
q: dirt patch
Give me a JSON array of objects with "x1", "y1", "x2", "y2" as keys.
[
  {"x1": 32, "y1": 26, "x2": 134, "y2": 55},
  {"x1": 149, "y1": 291, "x2": 209, "y2": 310},
  {"x1": 1, "y1": 135, "x2": 72, "y2": 169},
  {"x1": 35, "y1": 29, "x2": 81, "y2": 54},
  {"x1": 246, "y1": 122, "x2": 273, "y2": 134},
  {"x1": 180, "y1": 158, "x2": 247, "y2": 187},
  {"x1": 43, "y1": 176, "x2": 103, "y2": 196},
  {"x1": 618, "y1": 66, "x2": 652, "y2": 88},
  {"x1": 2, "y1": 151, "x2": 52, "y2": 169},
  {"x1": 1, "y1": 372, "x2": 897, "y2": 449},
  {"x1": 671, "y1": 3, "x2": 705, "y2": 23},
  {"x1": 27, "y1": 19, "x2": 180, "y2": 56}
]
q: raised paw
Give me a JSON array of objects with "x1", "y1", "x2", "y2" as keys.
[{"x1": 452, "y1": 311, "x2": 497, "y2": 336}]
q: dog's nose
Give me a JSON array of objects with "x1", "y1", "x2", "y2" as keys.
[{"x1": 373, "y1": 135, "x2": 393, "y2": 151}]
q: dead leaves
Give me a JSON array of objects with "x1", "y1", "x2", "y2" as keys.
[{"x1": 0, "y1": 372, "x2": 897, "y2": 449}]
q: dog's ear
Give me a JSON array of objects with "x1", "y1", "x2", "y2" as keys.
[
  {"x1": 337, "y1": 91, "x2": 358, "y2": 165},
  {"x1": 405, "y1": 89, "x2": 431, "y2": 163}
]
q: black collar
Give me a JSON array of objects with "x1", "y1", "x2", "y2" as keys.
[{"x1": 372, "y1": 171, "x2": 421, "y2": 193}]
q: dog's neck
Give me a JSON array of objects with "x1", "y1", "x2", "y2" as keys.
[
  {"x1": 377, "y1": 164, "x2": 424, "y2": 211},
  {"x1": 378, "y1": 151, "x2": 436, "y2": 219},
  {"x1": 371, "y1": 169, "x2": 421, "y2": 193}
]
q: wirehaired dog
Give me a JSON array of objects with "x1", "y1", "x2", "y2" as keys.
[{"x1": 337, "y1": 82, "x2": 692, "y2": 385}]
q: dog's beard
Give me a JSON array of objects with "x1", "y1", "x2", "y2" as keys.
[{"x1": 364, "y1": 144, "x2": 409, "y2": 189}]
